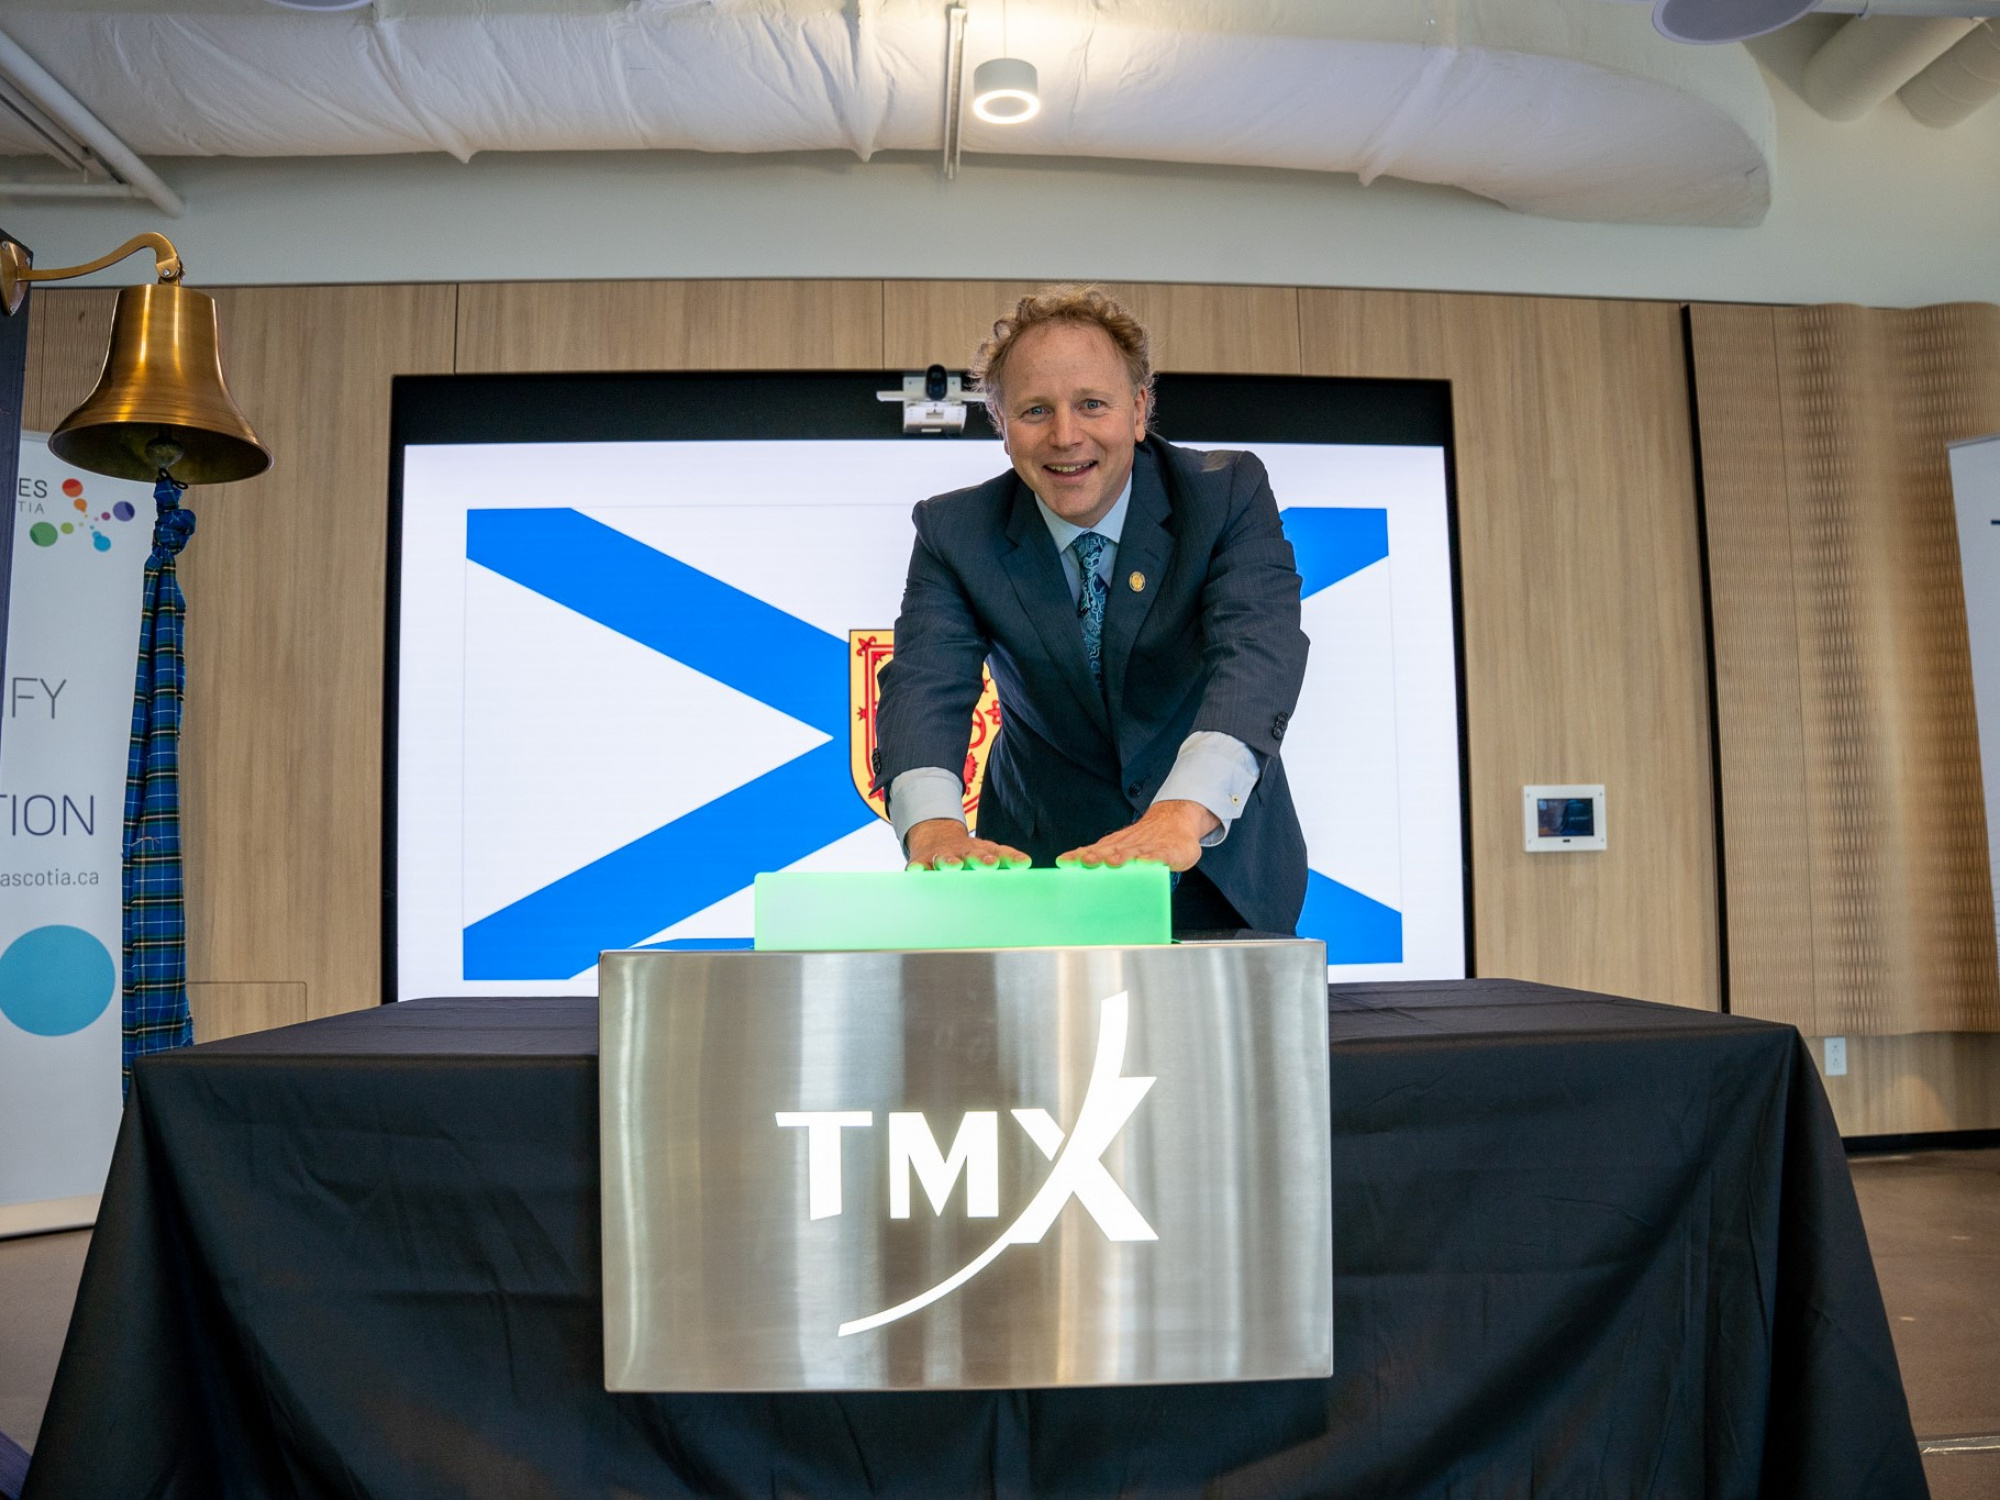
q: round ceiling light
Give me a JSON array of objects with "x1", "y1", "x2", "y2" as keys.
[
  {"x1": 263, "y1": 1, "x2": 373, "y2": 12},
  {"x1": 1651, "y1": 0, "x2": 1817, "y2": 44},
  {"x1": 972, "y1": 57, "x2": 1041, "y2": 124}
]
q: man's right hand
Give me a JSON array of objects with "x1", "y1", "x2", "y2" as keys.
[{"x1": 905, "y1": 819, "x2": 1032, "y2": 871}]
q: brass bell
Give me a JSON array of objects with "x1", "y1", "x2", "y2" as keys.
[{"x1": 49, "y1": 282, "x2": 271, "y2": 485}]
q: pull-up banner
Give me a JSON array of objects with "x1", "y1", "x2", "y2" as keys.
[
  {"x1": 0, "y1": 437, "x2": 151, "y2": 1237},
  {"x1": 1951, "y1": 434, "x2": 2000, "y2": 961}
]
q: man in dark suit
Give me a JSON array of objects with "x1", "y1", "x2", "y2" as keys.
[{"x1": 873, "y1": 286, "x2": 1310, "y2": 935}]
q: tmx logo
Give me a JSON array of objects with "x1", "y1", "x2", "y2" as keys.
[{"x1": 776, "y1": 991, "x2": 1157, "y2": 1337}]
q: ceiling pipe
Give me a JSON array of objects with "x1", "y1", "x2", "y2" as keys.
[
  {"x1": 1812, "y1": 1, "x2": 2000, "y2": 13},
  {"x1": 1800, "y1": 14, "x2": 1976, "y2": 119},
  {"x1": 1900, "y1": 19, "x2": 2000, "y2": 123},
  {"x1": 0, "y1": 182, "x2": 149, "y2": 201},
  {"x1": 0, "y1": 29, "x2": 183, "y2": 217},
  {"x1": 941, "y1": 3, "x2": 968, "y2": 179}
]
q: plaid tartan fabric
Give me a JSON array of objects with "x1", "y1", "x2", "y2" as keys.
[{"x1": 121, "y1": 477, "x2": 197, "y2": 1091}]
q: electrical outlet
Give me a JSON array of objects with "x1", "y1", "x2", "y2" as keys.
[{"x1": 1824, "y1": 1037, "x2": 1848, "y2": 1077}]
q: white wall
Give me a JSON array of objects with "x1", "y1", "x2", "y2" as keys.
[{"x1": 2, "y1": 64, "x2": 1997, "y2": 308}]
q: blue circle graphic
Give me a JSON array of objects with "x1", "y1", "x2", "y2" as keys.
[{"x1": 0, "y1": 926, "x2": 116, "y2": 1037}]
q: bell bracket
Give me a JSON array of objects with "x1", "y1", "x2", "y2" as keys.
[{"x1": 0, "y1": 233, "x2": 184, "y2": 317}]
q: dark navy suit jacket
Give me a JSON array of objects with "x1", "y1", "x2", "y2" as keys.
[{"x1": 873, "y1": 436, "x2": 1311, "y2": 934}]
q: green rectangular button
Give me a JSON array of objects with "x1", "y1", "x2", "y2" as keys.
[{"x1": 753, "y1": 866, "x2": 1173, "y2": 951}]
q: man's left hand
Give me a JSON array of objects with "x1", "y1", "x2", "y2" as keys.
[{"x1": 1057, "y1": 800, "x2": 1219, "y2": 873}]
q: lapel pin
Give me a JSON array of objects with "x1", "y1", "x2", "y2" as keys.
[{"x1": 1128, "y1": 571, "x2": 1146, "y2": 593}]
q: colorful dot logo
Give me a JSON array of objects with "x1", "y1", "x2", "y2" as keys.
[{"x1": 26, "y1": 474, "x2": 137, "y2": 554}]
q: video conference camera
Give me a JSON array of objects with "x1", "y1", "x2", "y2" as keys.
[{"x1": 878, "y1": 365, "x2": 986, "y2": 436}]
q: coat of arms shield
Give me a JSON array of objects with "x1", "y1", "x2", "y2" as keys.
[{"x1": 850, "y1": 630, "x2": 1001, "y2": 831}]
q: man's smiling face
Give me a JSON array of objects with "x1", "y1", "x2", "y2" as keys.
[{"x1": 994, "y1": 320, "x2": 1149, "y2": 529}]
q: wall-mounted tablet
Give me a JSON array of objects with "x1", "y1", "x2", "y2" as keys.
[{"x1": 1523, "y1": 784, "x2": 1607, "y2": 852}]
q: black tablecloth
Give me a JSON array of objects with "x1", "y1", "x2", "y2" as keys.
[{"x1": 24, "y1": 980, "x2": 1926, "y2": 1499}]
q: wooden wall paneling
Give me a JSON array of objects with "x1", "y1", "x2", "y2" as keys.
[
  {"x1": 1777, "y1": 307, "x2": 1908, "y2": 1035},
  {"x1": 1102, "y1": 283, "x2": 1302, "y2": 376},
  {"x1": 1808, "y1": 1032, "x2": 2000, "y2": 1136},
  {"x1": 1500, "y1": 296, "x2": 1716, "y2": 1006},
  {"x1": 882, "y1": 280, "x2": 1042, "y2": 370},
  {"x1": 1687, "y1": 304, "x2": 1818, "y2": 1032},
  {"x1": 1426, "y1": 295, "x2": 1564, "y2": 987},
  {"x1": 1770, "y1": 304, "x2": 2000, "y2": 1035},
  {"x1": 1894, "y1": 305, "x2": 2000, "y2": 1031},
  {"x1": 1300, "y1": 288, "x2": 1720, "y2": 1009},
  {"x1": 455, "y1": 279, "x2": 885, "y2": 373},
  {"x1": 22, "y1": 288, "x2": 116, "y2": 432},
  {"x1": 1693, "y1": 299, "x2": 2000, "y2": 1135},
  {"x1": 180, "y1": 284, "x2": 458, "y2": 1018},
  {"x1": 881, "y1": 281, "x2": 1303, "y2": 380},
  {"x1": 1284, "y1": 288, "x2": 1449, "y2": 382},
  {"x1": 188, "y1": 981, "x2": 308, "y2": 1044}
]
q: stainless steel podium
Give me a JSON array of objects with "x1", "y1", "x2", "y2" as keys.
[{"x1": 599, "y1": 941, "x2": 1332, "y2": 1392}]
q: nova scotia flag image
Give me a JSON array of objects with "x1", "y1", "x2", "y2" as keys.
[{"x1": 395, "y1": 440, "x2": 1464, "y2": 997}]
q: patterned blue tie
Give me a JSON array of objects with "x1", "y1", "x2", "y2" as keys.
[{"x1": 1071, "y1": 531, "x2": 1111, "y2": 691}]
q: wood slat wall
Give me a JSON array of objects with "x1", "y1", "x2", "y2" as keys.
[
  {"x1": 1299, "y1": 290, "x2": 1718, "y2": 1008},
  {"x1": 456, "y1": 279, "x2": 885, "y2": 372},
  {"x1": 21, "y1": 279, "x2": 1723, "y2": 1048},
  {"x1": 186, "y1": 286, "x2": 458, "y2": 1018},
  {"x1": 189, "y1": 981, "x2": 308, "y2": 1045},
  {"x1": 1813, "y1": 1032, "x2": 2000, "y2": 1137},
  {"x1": 881, "y1": 281, "x2": 1305, "y2": 375},
  {"x1": 1686, "y1": 305, "x2": 1819, "y2": 1035},
  {"x1": 24, "y1": 287, "x2": 117, "y2": 432},
  {"x1": 1691, "y1": 303, "x2": 2000, "y2": 1039},
  {"x1": 1781, "y1": 306, "x2": 2000, "y2": 1037},
  {"x1": 1692, "y1": 302, "x2": 2000, "y2": 1134}
]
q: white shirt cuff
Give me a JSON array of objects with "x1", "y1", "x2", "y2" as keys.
[
  {"x1": 1154, "y1": 732, "x2": 1261, "y2": 847},
  {"x1": 888, "y1": 766, "x2": 969, "y2": 851}
]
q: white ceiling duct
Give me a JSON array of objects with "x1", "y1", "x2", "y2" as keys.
[
  {"x1": 1900, "y1": 19, "x2": 2000, "y2": 124},
  {"x1": 0, "y1": 26, "x2": 184, "y2": 212},
  {"x1": 0, "y1": 0, "x2": 1778, "y2": 226},
  {"x1": 1800, "y1": 14, "x2": 1977, "y2": 119}
]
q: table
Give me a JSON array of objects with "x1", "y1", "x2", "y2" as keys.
[{"x1": 24, "y1": 980, "x2": 1926, "y2": 1498}]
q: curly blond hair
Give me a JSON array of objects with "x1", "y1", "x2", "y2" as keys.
[{"x1": 971, "y1": 284, "x2": 1155, "y2": 413}]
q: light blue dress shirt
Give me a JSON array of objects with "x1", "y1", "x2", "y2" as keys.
[{"x1": 887, "y1": 472, "x2": 1262, "y2": 852}]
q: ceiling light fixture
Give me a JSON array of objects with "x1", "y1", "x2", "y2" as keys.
[
  {"x1": 972, "y1": 0, "x2": 1040, "y2": 124},
  {"x1": 972, "y1": 57, "x2": 1040, "y2": 123}
]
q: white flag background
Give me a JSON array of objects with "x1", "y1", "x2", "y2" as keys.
[{"x1": 397, "y1": 439, "x2": 1466, "y2": 997}]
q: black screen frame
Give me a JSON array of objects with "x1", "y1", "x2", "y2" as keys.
[{"x1": 383, "y1": 370, "x2": 1471, "y2": 1001}]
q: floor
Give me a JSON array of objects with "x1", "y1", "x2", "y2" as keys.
[
  {"x1": 1, "y1": 1149, "x2": 1995, "y2": 1495},
  {"x1": 1849, "y1": 1146, "x2": 2000, "y2": 1500},
  {"x1": 0, "y1": 1227, "x2": 86, "y2": 1458}
]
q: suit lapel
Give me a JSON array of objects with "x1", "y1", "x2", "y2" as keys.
[
  {"x1": 1000, "y1": 480, "x2": 1114, "y2": 743},
  {"x1": 1101, "y1": 445, "x2": 1173, "y2": 749}
]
